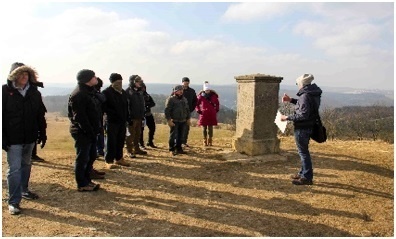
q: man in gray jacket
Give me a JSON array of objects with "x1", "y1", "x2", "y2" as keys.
[{"x1": 165, "y1": 85, "x2": 191, "y2": 156}]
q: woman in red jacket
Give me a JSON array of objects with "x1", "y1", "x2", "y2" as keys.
[{"x1": 195, "y1": 81, "x2": 219, "y2": 146}]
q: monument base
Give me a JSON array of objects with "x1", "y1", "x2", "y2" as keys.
[{"x1": 232, "y1": 137, "x2": 280, "y2": 156}]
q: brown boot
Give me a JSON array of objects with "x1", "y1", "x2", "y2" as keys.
[
  {"x1": 115, "y1": 158, "x2": 131, "y2": 167},
  {"x1": 203, "y1": 138, "x2": 208, "y2": 146},
  {"x1": 208, "y1": 138, "x2": 212, "y2": 146}
]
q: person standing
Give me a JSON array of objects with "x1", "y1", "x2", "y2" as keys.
[
  {"x1": 181, "y1": 77, "x2": 197, "y2": 147},
  {"x1": 102, "y1": 73, "x2": 130, "y2": 169},
  {"x1": 280, "y1": 74, "x2": 322, "y2": 185},
  {"x1": 196, "y1": 81, "x2": 219, "y2": 146},
  {"x1": 165, "y1": 85, "x2": 190, "y2": 156},
  {"x1": 125, "y1": 75, "x2": 147, "y2": 158},
  {"x1": 94, "y1": 77, "x2": 106, "y2": 158},
  {"x1": 2, "y1": 62, "x2": 47, "y2": 215},
  {"x1": 139, "y1": 82, "x2": 158, "y2": 148},
  {"x1": 68, "y1": 69, "x2": 101, "y2": 192}
]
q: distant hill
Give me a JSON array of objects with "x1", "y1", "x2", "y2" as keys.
[{"x1": 40, "y1": 83, "x2": 394, "y2": 109}]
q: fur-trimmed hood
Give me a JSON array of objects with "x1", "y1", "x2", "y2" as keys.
[{"x1": 7, "y1": 65, "x2": 44, "y2": 88}]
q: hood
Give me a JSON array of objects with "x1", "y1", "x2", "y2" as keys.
[
  {"x1": 297, "y1": 83, "x2": 322, "y2": 97},
  {"x1": 7, "y1": 65, "x2": 44, "y2": 88}
]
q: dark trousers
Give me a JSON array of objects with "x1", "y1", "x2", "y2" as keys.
[
  {"x1": 105, "y1": 122, "x2": 126, "y2": 163},
  {"x1": 169, "y1": 121, "x2": 186, "y2": 152},
  {"x1": 72, "y1": 134, "x2": 97, "y2": 188},
  {"x1": 32, "y1": 142, "x2": 37, "y2": 157},
  {"x1": 140, "y1": 114, "x2": 156, "y2": 145},
  {"x1": 126, "y1": 119, "x2": 142, "y2": 153},
  {"x1": 96, "y1": 127, "x2": 105, "y2": 155},
  {"x1": 181, "y1": 113, "x2": 192, "y2": 144}
]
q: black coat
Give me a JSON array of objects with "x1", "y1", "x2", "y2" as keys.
[
  {"x1": 68, "y1": 83, "x2": 101, "y2": 138},
  {"x1": 182, "y1": 86, "x2": 197, "y2": 113},
  {"x1": 125, "y1": 86, "x2": 145, "y2": 121},
  {"x1": 102, "y1": 86, "x2": 128, "y2": 124},
  {"x1": 2, "y1": 81, "x2": 47, "y2": 145}
]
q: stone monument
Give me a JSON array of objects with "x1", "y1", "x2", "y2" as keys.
[{"x1": 232, "y1": 74, "x2": 283, "y2": 156}]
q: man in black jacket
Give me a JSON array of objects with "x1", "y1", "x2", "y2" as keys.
[
  {"x1": 68, "y1": 69, "x2": 101, "y2": 192},
  {"x1": 102, "y1": 73, "x2": 130, "y2": 169},
  {"x1": 139, "y1": 82, "x2": 157, "y2": 148},
  {"x1": 181, "y1": 77, "x2": 197, "y2": 147},
  {"x1": 2, "y1": 62, "x2": 47, "y2": 215}
]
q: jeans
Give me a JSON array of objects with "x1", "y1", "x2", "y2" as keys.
[
  {"x1": 294, "y1": 128, "x2": 313, "y2": 180},
  {"x1": 72, "y1": 134, "x2": 97, "y2": 188},
  {"x1": 169, "y1": 121, "x2": 186, "y2": 151},
  {"x1": 6, "y1": 143, "x2": 35, "y2": 205}
]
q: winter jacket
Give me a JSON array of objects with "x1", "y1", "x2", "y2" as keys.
[
  {"x1": 287, "y1": 83, "x2": 322, "y2": 129},
  {"x1": 102, "y1": 86, "x2": 128, "y2": 124},
  {"x1": 196, "y1": 90, "x2": 219, "y2": 126},
  {"x1": 93, "y1": 90, "x2": 106, "y2": 127},
  {"x1": 143, "y1": 91, "x2": 156, "y2": 116},
  {"x1": 68, "y1": 83, "x2": 101, "y2": 139},
  {"x1": 125, "y1": 86, "x2": 145, "y2": 122},
  {"x1": 2, "y1": 71, "x2": 47, "y2": 146},
  {"x1": 182, "y1": 86, "x2": 197, "y2": 113},
  {"x1": 165, "y1": 95, "x2": 190, "y2": 122}
]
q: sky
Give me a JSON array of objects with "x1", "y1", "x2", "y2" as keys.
[{"x1": 0, "y1": 1, "x2": 394, "y2": 90}]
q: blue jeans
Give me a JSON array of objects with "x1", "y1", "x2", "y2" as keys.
[
  {"x1": 294, "y1": 128, "x2": 313, "y2": 180},
  {"x1": 169, "y1": 121, "x2": 186, "y2": 151},
  {"x1": 71, "y1": 134, "x2": 97, "y2": 188},
  {"x1": 6, "y1": 143, "x2": 35, "y2": 205}
]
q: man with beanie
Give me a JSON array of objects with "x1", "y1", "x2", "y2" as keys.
[
  {"x1": 3, "y1": 62, "x2": 47, "y2": 215},
  {"x1": 165, "y1": 85, "x2": 191, "y2": 156},
  {"x1": 125, "y1": 75, "x2": 147, "y2": 158},
  {"x1": 280, "y1": 74, "x2": 322, "y2": 185},
  {"x1": 102, "y1": 73, "x2": 130, "y2": 169},
  {"x1": 181, "y1": 77, "x2": 197, "y2": 147},
  {"x1": 68, "y1": 69, "x2": 101, "y2": 192}
]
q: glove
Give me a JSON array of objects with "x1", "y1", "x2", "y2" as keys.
[
  {"x1": 2, "y1": 141, "x2": 9, "y2": 152},
  {"x1": 197, "y1": 110, "x2": 202, "y2": 115},
  {"x1": 167, "y1": 119, "x2": 175, "y2": 127},
  {"x1": 186, "y1": 119, "x2": 191, "y2": 126},
  {"x1": 37, "y1": 134, "x2": 47, "y2": 149}
]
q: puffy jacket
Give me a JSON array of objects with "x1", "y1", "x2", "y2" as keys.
[
  {"x1": 196, "y1": 91, "x2": 219, "y2": 126},
  {"x1": 287, "y1": 83, "x2": 322, "y2": 129},
  {"x1": 102, "y1": 86, "x2": 128, "y2": 124},
  {"x1": 68, "y1": 83, "x2": 101, "y2": 138},
  {"x1": 125, "y1": 86, "x2": 145, "y2": 121},
  {"x1": 165, "y1": 95, "x2": 190, "y2": 122}
]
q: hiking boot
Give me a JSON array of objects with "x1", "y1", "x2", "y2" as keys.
[
  {"x1": 22, "y1": 191, "x2": 39, "y2": 200},
  {"x1": 93, "y1": 169, "x2": 106, "y2": 175},
  {"x1": 115, "y1": 158, "x2": 131, "y2": 167},
  {"x1": 170, "y1": 151, "x2": 177, "y2": 156},
  {"x1": 140, "y1": 144, "x2": 147, "y2": 150},
  {"x1": 78, "y1": 183, "x2": 100, "y2": 192},
  {"x1": 147, "y1": 142, "x2": 158, "y2": 148},
  {"x1": 208, "y1": 138, "x2": 213, "y2": 146},
  {"x1": 292, "y1": 178, "x2": 313, "y2": 185},
  {"x1": 105, "y1": 162, "x2": 117, "y2": 169},
  {"x1": 290, "y1": 174, "x2": 301, "y2": 180},
  {"x1": 90, "y1": 170, "x2": 105, "y2": 179},
  {"x1": 135, "y1": 149, "x2": 147, "y2": 155},
  {"x1": 203, "y1": 138, "x2": 208, "y2": 146},
  {"x1": 31, "y1": 155, "x2": 45, "y2": 162},
  {"x1": 182, "y1": 143, "x2": 190, "y2": 148},
  {"x1": 8, "y1": 204, "x2": 21, "y2": 215}
]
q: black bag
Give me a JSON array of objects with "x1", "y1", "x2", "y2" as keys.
[{"x1": 311, "y1": 118, "x2": 327, "y2": 143}]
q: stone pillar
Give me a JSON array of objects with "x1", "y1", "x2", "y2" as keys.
[{"x1": 232, "y1": 74, "x2": 283, "y2": 156}]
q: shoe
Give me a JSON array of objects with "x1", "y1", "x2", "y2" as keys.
[
  {"x1": 170, "y1": 151, "x2": 177, "y2": 156},
  {"x1": 182, "y1": 143, "x2": 190, "y2": 148},
  {"x1": 8, "y1": 204, "x2": 21, "y2": 215},
  {"x1": 290, "y1": 174, "x2": 301, "y2": 180},
  {"x1": 96, "y1": 152, "x2": 105, "y2": 158},
  {"x1": 115, "y1": 159, "x2": 131, "y2": 167},
  {"x1": 127, "y1": 153, "x2": 136, "y2": 158},
  {"x1": 31, "y1": 155, "x2": 45, "y2": 162},
  {"x1": 135, "y1": 150, "x2": 147, "y2": 155},
  {"x1": 147, "y1": 142, "x2": 158, "y2": 148},
  {"x1": 292, "y1": 178, "x2": 313, "y2": 185},
  {"x1": 22, "y1": 191, "x2": 39, "y2": 200},
  {"x1": 93, "y1": 169, "x2": 106, "y2": 175},
  {"x1": 105, "y1": 163, "x2": 117, "y2": 169},
  {"x1": 78, "y1": 183, "x2": 100, "y2": 192},
  {"x1": 90, "y1": 170, "x2": 105, "y2": 179},
  {"x1": 140, "y1": 145, "x2": 147, "y2": 150},
  {"x1": 176, "y1": 149, "x2": 187, "y2": 154}
]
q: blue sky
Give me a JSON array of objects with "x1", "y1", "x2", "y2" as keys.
[{"x1": 0, "y1": 1, "x2": 393, "y2": 90}]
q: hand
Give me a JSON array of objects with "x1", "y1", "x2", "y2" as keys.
[
  {"x1": 167, "y1": 119, "x2": 175, "y2": 127},
  {"x1": 282, "y1": 93, "x2": 291, "y2": 103},
  {"x1": 280, "y1": 115, "x2": 288, "y2": 122},
  {"x1": 186, "y1": 119, "x2": 191, "y2": 126},
  {"x1": 37, "y1": 135, "x2": 47, "y2": 149}
]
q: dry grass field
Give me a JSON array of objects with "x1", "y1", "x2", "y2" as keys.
[{"x1": 2, "y1": 113, "x2": 394, "y2": 237}]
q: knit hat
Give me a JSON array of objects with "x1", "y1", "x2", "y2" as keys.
[
  {"x1": 109, "y1": 73, "x2": 122, "y2": 83},
  {"x1": 174, "y1": 85, "x2": 183, "y2": 92},
  {"x1": 129, "y1": 75, "x2": 142, "y2": 84},
  {"x1": 203, "y1": 81, "x2": 211, "y2": 91},
  {"x1": 182, "y1": 77, "x2": 190, "y2": 82},
  {"x1": 77, "y1": 69, "x2": 95, "y2": 84},
  {"x1": 296, "y1": 74, "x2": 314, "y2": 87}
]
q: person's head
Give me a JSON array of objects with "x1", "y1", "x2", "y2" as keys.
[
  {"x1": 109, "y1": 73, "x2": 123, "y2": 84},
  {"x1": 203, "y1": 81, "x2": 211, "y2": 94},
  {"x1": 77, "y1": 69, "x2": 97, "y2": 86},
  {"x1": 129, "y1": 75, "x2": 143, "y2": 88},
  {"x1": 182, "y1": 77, "x2": 190, "y2": 88},
  {"x1": 296, "y1": 74, "x2": 314, "y2": 89},
  {"x1": 95, "y1": 77, "x2": 103, "y2": 91},
  {"x1": 173, "y1": 85, "x2": 184, "y2": 97},
  {"x1": 8, "y1": 62, "x2": 41, "y2": 88}
]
